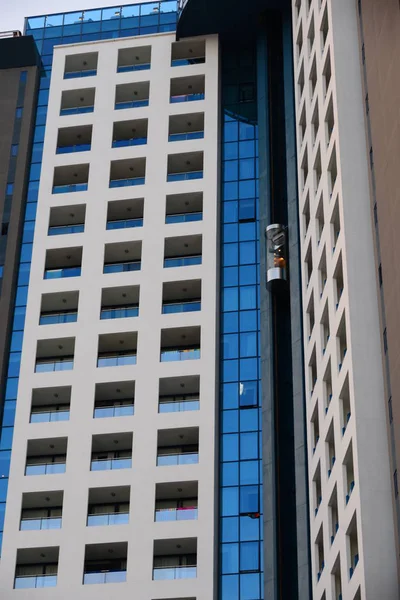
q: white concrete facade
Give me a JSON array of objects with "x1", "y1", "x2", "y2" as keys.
[
  {"x1": 0, "y1": 31, "x2": 219, "y2": 599},
  {"x1": 292, "y1": 1, "x2": 398, "y2": 599}
]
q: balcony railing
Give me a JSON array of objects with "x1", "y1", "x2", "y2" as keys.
[
  {"x1": 14, "y1": 574, "x2": 57, "y2": 589},
  {"x1": 60, "y1": 105, "x2": 94, "y2": 116},
  {"x1": 48, "y1": 224, "x2": 84, "y2": 236},
  {"x1": 97, "y1": 353, "x2": 137, "y2": 367},
  {"x1": 94, "y1": 404, "x2": 134, "y2": 418},
  {"x1": 35, "y1": 358, "x2": 74, "y2": 373},
  {"x1": 90, "y1": 457, "x2": 132, "y2": 471},
  {"x1": 100, "y1": 306, "x2": 138, "y2": 320},
  {"x1": 52, "y1": 183, "x2": 88, "y2": 194},
  {"x1": 112, "y1": 138, "x2": 147, "y2": 148},
  {"x1": 153, "y1": 565, "x2": 197, "y2": 580},
  {"x1": 171, "y1": 57, "x2": 205, "y2": 67},
  {"x1": 115, "y1": 99, "x2": 149, "y2": 110},
  {"x1": 167, "y1": 171, "x2": 203, "y2": 182},
  {"x1": 109, "y1": 177, "x2": 145, "y2": 188},
  {"x1": 170, "y1": 93, "x2": 204, "y2": 103},
  {"x1": 30, "y1": 409, "x2": 70, "y2": 423},
  {"x1": 64, "y1": 69, "x2": 96, "y2": 79},
  {"x1": 157, "y1": 452, "x2": 199, "y2": 466},
  {"x1": 83, "y1": 571, "x2": 126, "y2": 585},
  {"x1": 87, "y1": 512, "x2": 129, "y2": 526},
  {"x1": 44, "y1": 267, "x2": 81, "y2": 279},
  {"x1": 103, "y1": 261, "x2": 141, "y2": 274},
  {"x1": 162, "y1": 300, "x2": 200, "y2": 314},
  {"x1": 20, "y1": 516, "x2": 62, "y2": 531},
  {"x1": 165, "y1": 212, "x2": 202, "y2": 224},
  {"x1": 160, "y1": 348, "x2": 200, "y2": 362},
  {"x1": 56, "y1": 143, "x2": 91, "y2": 154},
  {"x1": 168, "y1": 131, "x2": 204, "y2": 142},
  {"x1": 159, "y1": 398, "x2": 199, "y2": 413},
  {"x1": 117, "y1": 63, "x2": 150, "y2": 73},
  {"x1": 39, "y1": 311, "x2": 78, "y2": 325},
  {"x1": 25, "y1": 462, "x2": 66, "y2": 476},
  {"x1": 164, "y1": 255, "x2": 202, "y2": 268},
  {"x1": 155, "y1": 507, "x2": 198, "y2": 522},
  {"x1": 106, "y1": 218, "x2": 143, "y2": 230}
]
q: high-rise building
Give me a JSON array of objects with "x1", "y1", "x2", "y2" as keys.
[{"x1": 0, "y1": 1, "x2": 398, "y2": 599}]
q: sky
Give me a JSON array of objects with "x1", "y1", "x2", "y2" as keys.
[{"x1": 0, "y1": 0, "x2": 143, "y2": 33}]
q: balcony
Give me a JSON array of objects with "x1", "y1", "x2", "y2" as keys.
[
  {"x1": 52, "y1": 163, "x2": 89, "y2": 194},
  {"x1": 20, "y1": 491, "x2": 63, "y2": 531},
  {"x1": 100, "y1": 284, "x2": 139, "y2": 322},
  {"x1": 83, "y1": 542, "x2": 127, "y2": 585},
  {"x1": 30, "y1": 385, "x2": 71, "y2": 424},
  {"x1": 35, "y1": 337, "x2": 75, "y2": 373},
  {"x1": 115, "y1": 81, "x2": 150, "y2": 110},
  {"x1": 90, "y1": 432, "x2": 132, "y2": 471},
  {"x1": 164, "y1": 234, "x2": 202, "y2": 269},
  {"x1": 107, "y1": 197, "x2": 144, "y2": 230},
  {"x1": 117, "y1": 45, "x2": 151, "y2": 73},
  {"x1": 94, "y1": 380, "x2": 135, "y2": 419},
  {"x1": 64, "y1": 51, "x2": 97, "y2": 79},
  {"x1": 155, "y1": 481, "x2": 198, "y2": 522},
  {"x1": 14, "y1": 547, "x2": 59, "y2": 589},
  {"x1": 169, "y1": 112, "x2": 204, "y2": 143},
  {"x1": 48, "y1": 205, "x2": 85, "y2": 237},
  {"x1": 39, "y1": 290, "x2": 79, "y2": 326},
  {"x1": 87, "y1": 486, "x2": 130, "y2": 527},
  {"x1": 103, "y1": 240, "x2": 142, "y2": 275},
  {"x1": 44, "y1": 246, "x2": 82, "y2": 280},
  {"x1": 166, "y1": 191, "x2": 203, "y2": 224},
  {"x1": 161, "y1": 326, "x2": 201, "y2": 362},
  {"x1": 157, "y1": 427, "x2": 199, "y2": 466},
  {"x1": 171, "y1": 39, "x2": 205, "y2": 67},
  {"x1": 109, "y1": 157, "x2": 146, "y2": 188},
  {"x1": 170, "y1": 75, "x2": 205, "y2": 103},
  {"x1": 167, "y1": 151, "x2": 203, "y2": 182},
  {"x1": 112, "y1": 118, "x2": 148, "y2": 148},
  {"x1": 56, "y1": 124, "x2": 92, "y2": 154},
  {"x1": 153, "y1": 538, "x2": 197, "y2": 580},
  {"x1": 162, "y1": 279, "x2": 201, "y2": 315},
  {"x1": 159, "y1": 375, "x2": 200, "y2": 413},
  {"x1": 25, "y1": 437, "x2": 67, "y2": 476},
  {"x1": 97, "y1": 331, "x2": 138, "y2": 368},
  {"x1": 60, "y1": 87, "x2": 95, "y2": 116}
]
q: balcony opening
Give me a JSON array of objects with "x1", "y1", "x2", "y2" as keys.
[
  {"x1": 301, "y1": 149, "x2": 308, "y2": 190},
  {"x1": 328, "y1": 147, "x2": 338, "y2": 198},
  {"x1": 35, "y1": 337, "x2": 75, "y2": 373},
  {"x1": 307, "y1": 294, "x2": 315, "y2": 339},
  {"x1": 171, "y1": 39, "x2": 205, "y2": 67},
  {"x1": 318, "y1": 249, "x2": 327, "y2": 298},
  {"x1": 44, "y1": 246, "x2": 82, "y2": 280},
  {"x1": 97, "y1": 332, "x2": 138, "y2": 368},
  {"x1": 25, "y1": 436, "x2": 67, "y2": 476},
  {"x1": 169, "y1": 113, "x2": 204, "y2": 143},
  {"x1": 94, "y1": 380, "x2": 135, "y2": 419},
  {"x1": 170, "y1": 75, "x2": 205, "y2": 104},
  {"x1": 315, "y1": 525, "x2": 325, "y2": 581},
  {"x1": 315, "y1": 195, "x2": 324, "y2": 244},
  {"x1": 320, "y1": 302, "x2": 330, "y2": 355},
  {"x1": 83, "y1": 542, "x2": 127, "y2": 585},
  {"x1": 112, "y1": 118, "x2": 148, "y2": 148},
  {"x1": 302, "y1": 193, "x2": 310, "y2": 237},
  {"x1": 107, "y1": 197, "x2": 144, "y2": 230},
  {"x1": 162, "y1": 279, "x2": 201, "y2": 315},
  {"x1": 103, "y1": 240, "x2": 142, "y2": 274},
  {"x1": 155, "y1": 481, "x2": 198, "y2": 522},
  {"x1": 20, "y1": 491, "x2": 63, "y2": 531},
  {"x1": 48, "y1": 204, "x2": 85, "y2": 236},
  {"x1": 60, "y1": 87, "x2": 95, "y2": 116},
  {"x1": 340, "y1": 375, "x2": 351, "y2": 435},
  {"x1": 309, "y1": 58, "x2": 317, "y2": 102},
  {"x1": 337, "y1": 314, "x2": 347, "y2": 371},
  {"x1": 321, "y1": 5, "x2": 329, "y2": 53},
  {"x1": 115, "y1": 81, "x2": 150, "y2": 110},
  {"x1": 153, "y1": 538, "x2": 197, "y2": 580},
  {"x1": 347, "y1": 512, "x2": 359, "y2": 578},
  {"x1": 64, "y1": 51, "x2": 97, "y2": 78},
  {"x1": 313, "y1": 463, "x2": 322, "y2": 517},
  {"x1": 87, "y1": 486, "x2": 130, "y2": 527},
  {"x1": 157, "y1": 427, "x2": 199, "y2": 466},
  {"x1": 323, "y1": 51, "x2": 331, "y2": 98},
  {"x1": 325, "y1": 97, "x2": 334, "y2": 146},
  {"x1": 334, "y1": 254, "x2": 344, "y2": 309},
  {"x1": 101, "y1": 285, "x2": 139, "y2": 321},
  {"x1": 323, "y1": 360, "x2": 332, "y2": 414},
  {"x1": 39, "y1": 291, "x2": 79, "y2": 326},
  {"x1": 90, "y1": 432, "x2": 133, "y2": 472},
  {"x1": 331, "y1": 201, "x2": 341, "y2": 252},
  {"x1": 159, "y1": 375, "x2": 200, "y2": 413},
  {"x1": 311, "y1": 102, "x2": 319, "y2": 147},
  {"x1": 344, "y1": 442, "x2": 355, "y2": 504},
  {"x1": 326, "y1": 420, "x2": 336, "y2": 478},
  {"x1": 309, "y1": 347, "x2": 317, "y2": 396},
  {"x1": 56, "y1": 124, "x2": 92, "y2": 154},
  {"x1": 314, "y1": 148, "x2": 322, "y2": 193},
  {"x1": 311, "y1": 403, "x2": 320, "y2": 455},
  {"x1": 166, "y1": 191, "x2": 203, "y2": 224},
  {"x1": 30, "y1": 385, "x2": 71, "y2": 424},
  {"x1": 109, "y1": 157, "x2": 146, "y2": 188},
  {"x1": 308, "y1": 15, "x2": 315, "y2": 56},
  {"x1": 14, "y1": 546, "x2": 59, "y2": 589},
  {"x1": 160, "y1": 326, "x2": 200, "y2": 362},
  {"x1": 52, "y1": 163, "x2": 89, "y2": 194},
  {"x1": 329, "y1": 486, "x2": 339, "y2": 545},
  {"x1": 164, "y1": 234, "x2": 202, "y2": 268},
  {"x1": 117, "y1": 45, "x2": 151, "y2": 73},
  {"x1": 167, "y1": 151, "x2": 203, "y2": 182}
]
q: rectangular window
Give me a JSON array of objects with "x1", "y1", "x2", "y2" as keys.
[
  {"x1": 11, "y1": 144, "x2": 18, "y2": 157},
  {"x1": 15, "y1": 108, "x2": 23, "y2": 119}
]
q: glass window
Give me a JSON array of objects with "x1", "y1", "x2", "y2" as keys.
[
  {"x1": 11, "y1": 144, "x2": 18, "y2": 157},
  {"x1": 7, "y1": 352, "x2": 21, "y2": 377},
  {"x1": 239, "y1": 381, "x2": 258, "y2": 409},
  {"x1": 240, "y1": 485, "x2": 259, "y2": 513},
  {"x1": 20, "y1": 244, "x2": 33, "y2": 263},
  {"x1": 121, "y1": 5, "x2": 140, "y2": 28},
  {"x1": 31, "y1": 143, "x2": 43, "y2": 163},
  {"x1": 10, "y1": 331, "x2": 23, "y2": 352},
  {"x1": 27, "y1": 16, "x2": 45, "y2": 28},
  {"x1": 44, "y1": 25, "x2": 63, "y2": 38},
  {"x1": 240, "y1": 358, "x2": 258, "y2": 381},
  {"x1": 15, "y1": 286, "x2": 28, "y2": 306},
  {"x1": 222, "y1": 383, "x2": 239, "y2": 410},
  {"x1": 2, "y1": 400, "x2": 16, "y2": 427},
  {"x1": 221, "y1": 574, "x2": 239, "y2": 599},
  {"x1": 239, "y1": 158, "x2": 255, "y2": 180},
  {"x1": 239, "y1": 222, "x2": 256, "y2": 241},
  {"x1": 240, "y1": 542, "x2": 259, "y2": 572},
  {"x1": 240, "y1": 310, "x2": 257, "y2": 332},
  {"x1": 240, "y1": 433, "x2": 259, "y2": 461},
  {"x1": 0, "y1": 427, "x2": 13, "y2": 451},
  {"x1": 222, "y1": 543, "x2": 239, "y2": 574},
  {"x1": 221, "y1": 516, "x2": 239, "y2": 542},
  {"x1": 37, "y1": 89, "x2": 49, "y2": 106},
  {"x1": 223, "y1": 359, "x2": 239, "y2": 383},
  {"x1": 222, "y1": 312, "x2": 239, "y2": 335},
  {"x1": 22, "y1": 222, "x2": 35, "y2": 244},
  {"x1": 240, "y1": 572, "x2": 260, "y2": 599},
  {"x1": 45, "y1": 13, "x2": 63, "y2": 26},
  {"x1": 0, "y1": 479, "x2": 8, "y2": 502},
  {"x1": 15, "y1": 107, "x2": 23, "y2": 119},
  {"x1": 0, "y1": 450, "x2": 11, "y2": 478},
  {"x1": 222, "y1": 462, "x2": 239, "y2": 487},
  {"x1": 224, "y1": 244, "x2": 238, "y2": 267},
  {"x1": 239, "y1": 458, "x2": 259, "y2": 484},
  {"x1": 224, "y1": 182, "x2": 238, "y2": 200},
  {"x1": 5, "y1": 377, "x2": 18, "y2": 400},
  {"x1": 223, "y1": 202, "x2": 238, "y2": 224},
  {"x1": 221, "y1": 487, "x2": 239, "y2": 516},
  {"x1": 222, "y1": 434, "x2": 238, "y2": 462},
  {"x1": 223, "y1": 410, "x2": 238, "y2": 433},
  {"x1": 240, "y1": 286, "x2": 257, "y2": 310},
  {"x1": 223, "y1": 266, "x2": 239, "y2": 287},
  {"x1": 223, "y1": 224, "x2": 238, "y2": 243},
  {"x1": 6, "y1": 183, "x2": 13, "y2": 195},
  {"x1": 64, "y1": 11, "x2": 83, "y2": 24},
  {"x1": 240, "y1": 515, "x2": 260, "y2": 541},
  {"x1": 13, "y1": 306, "x2": 26, "y2": 330},
  {"x1": 223, "y1": 334, "x2": 238, "y2": 359},
  {"x1": 224, "y1": 121, "x2": 239, "y2": 142},
  {"x1": 224, "y1": 160, "x2": 238, "y2": 182},
  {"x1": 238, "y1": 198, "x2": 255, "y2": 221},
  {"x1": 29, "y1": 163, "x2": 41, "y2": 181},
  {"x1": 223, "y1": 287, "x2": 238, "y2": 312},
  {"x1": 224, "y1": 142, "x2": 238, "y2": 160},
  {"x1": 34, "y1": 125, "x2": 46, "y2": 143},
  {"x1": 239, "y1": 179, "x2": 256, "y2": 198},
  {"x1": 240, "y1": 241, "x2": 256, "y2": 265},
  {"x1": 240, "y1": 332, "x2": 257, "y2": 357}
]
